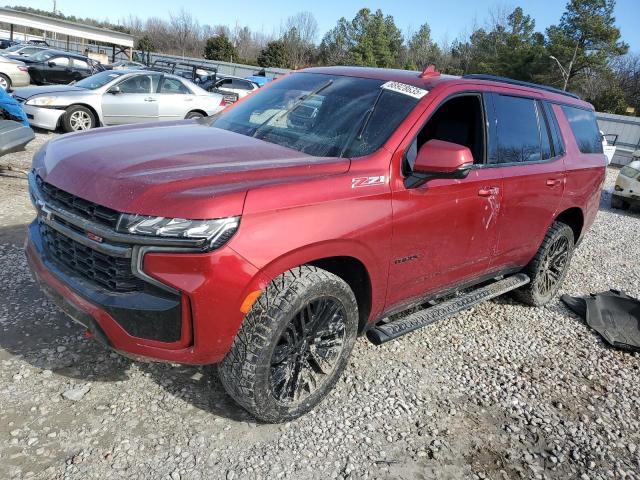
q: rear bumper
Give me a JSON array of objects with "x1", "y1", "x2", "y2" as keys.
[
  {"x1": 22, "y1": 105, "x2": 64, "y2": 130},
  {"x1": 26, "y1": 218, "x2": 268, "y2": 365},
  {"x1": 8, "y1": 71, "x2": 30, "y2": 88}
]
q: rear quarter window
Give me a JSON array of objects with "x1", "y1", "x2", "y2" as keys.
[{"x1": 561, "y1": 105, "x2": 603, "y2": 154}]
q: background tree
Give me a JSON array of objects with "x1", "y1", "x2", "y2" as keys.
[
  {"x1": 135, "y1": 35, "x2": 154, "y2": 65},
  {"x1": 257, "y1": 40, "x2": 288, "y2": 68},
  {"x1": 169, "y1": 8, "x2": 199, "y2": 58},
  {"x1": 319, "y1": 9, "x2": 403, "y2": 67},
  {"x1": 546, "y1": 0, "x2": 628, "y2": 90},
  {"x1": 613, "y1": 53, "x2": 640, "y2": 114},
  {"x1": 203, "y1": 34, "x2": 237, "y2": 62},
  {"x1": 281, "y1": 12, "x2": 318, "y2": 68},
  {"x1": 407, "y1": 23, "x2": 441, "y2": 70}
]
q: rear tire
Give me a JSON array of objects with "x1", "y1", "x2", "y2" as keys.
[
  {"x1": 0, "y1": 74, "x2": 11, "y2": 91},
  {"x1": 63, "y1": 105, "x2": 96, "y2": 132},
  {"x1": 185, "y1": 111, "x2": 205, "y2": 119},
  {"x1": 514, "y1": 222, "x2": 574, "y2": 306},
  {"x1": 218, "y1": 265, "x2": 358, "y2": 423}
]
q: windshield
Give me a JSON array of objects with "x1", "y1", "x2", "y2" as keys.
[
  {"x1": 29, "y1": 51, "x2": 56, "y2": 62},
  {"x1": 209, "y1": 73, "x2": 421, "y2": 158},
  {"x1": 3, "y1": 45, "x2": 25, "y2": 52},
  {"x1": 74, "y1": 71, "x2": 125, "y2": 89}
]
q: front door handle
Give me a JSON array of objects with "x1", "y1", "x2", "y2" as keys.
[
  {"x1": 478, "y1": 187, "x2": 499, "y2": 197},
  {"x1": 546, "y1": 179, "x2": 561, "y2": 187},
  {"x1": 144, "y1": 97, "x2": 157, "y2": 102}
]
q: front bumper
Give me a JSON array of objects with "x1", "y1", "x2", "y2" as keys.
[
  {"x1": 26, "y1": 174, "x2": 267, "y2": 364},
  {"x1": 22, "y1": 104, "x2": 65, "y2": 130},
  {"x1": 612, "y1": 192, "x2": 640, "y2": 208}
]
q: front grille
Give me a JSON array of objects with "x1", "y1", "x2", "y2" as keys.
[
  {"x1": 40, "y1": 222, "x2": 143, "y2": 292},
  {"x1": 37, "y1": 177, "x2": 120, "y2": 228}
]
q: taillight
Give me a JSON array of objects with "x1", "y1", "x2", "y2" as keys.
[
  {"x1": 18, "y1": 66, "x2": 28, "y2": 72},
  {"x1": 219, "y1": 98, "x2": 227, "y2": 107}
]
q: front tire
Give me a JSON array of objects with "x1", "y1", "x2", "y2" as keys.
[
  {"x1": 0, "y1": 74, "x2": 11, "y2": 91},
  {"x1": 218, "y1": 266, "x2": 358, "y2": 423},
  {"x1": 62, "y1": 105, "x2": 96, "y2": 132},
  {"x1": 514, "y1": 221, "x2": 574, "y2": 306}
]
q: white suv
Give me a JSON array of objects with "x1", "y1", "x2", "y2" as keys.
[{"x1": 612, "y1": 156, "x2": 640, "y2": 210}]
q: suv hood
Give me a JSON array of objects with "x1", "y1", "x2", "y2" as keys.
[{"x1": 34, "y1": 121, "x2": 350, "y2": 219}]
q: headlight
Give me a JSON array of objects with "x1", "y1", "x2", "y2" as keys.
[
  {"x1": 117, "y1": 214, "x2": 240, "y2": 249},
  {"x1": 25, "y1": 96, "x2": 59, "y2": 107}
]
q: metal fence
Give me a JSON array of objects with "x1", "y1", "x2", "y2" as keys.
[
  {"x1": 597, "y1": 112, "x2": 640, "y2": 166},
  {"x1": 140, "y1": 51, "x2": 291, "y2": 79}
]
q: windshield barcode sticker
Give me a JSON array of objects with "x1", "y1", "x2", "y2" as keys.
[{"x1": 381, "y1": 81, "x2": 428, "y2": 99}]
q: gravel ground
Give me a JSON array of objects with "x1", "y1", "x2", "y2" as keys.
[{"x1": 1, "y1": 132, "x2": 639, "y2": 480}]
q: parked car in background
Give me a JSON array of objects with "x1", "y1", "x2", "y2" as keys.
[
  {"x1": 21, "y1": 50, "x2": 104, "y2": 85},
  {"x1": 245, "y1": 74, "x2": 274, "y2": 87},
  {"x1": 206, "y1": 76, "x2": 260, "y2": 105},
  {"x1": 0, "y1": 39, "x2": 19, "y2": 50},
  {"x1": 14, "y1": 69, "x2": 224, "y2": 132},
  {"x1": 601, "y1": 131, "x2": 616, "y2": 165},
  {"x1": 109, "y1": 60, "x2": 145, "y2": 70},
  {"x1": 1, "y1": 44, "x2": 48, "y2": 60},
  {"x1": 612, "y1": 158, "x2": 640, "y2": 210},
  {"x1": 0, "y1": 87, "x2": 34, "y2": 155},
  {"x1": 25, "y1": 67, "x2": 605, "y2": 422},
  {"x1": 0, "y1": 56, "x2": 30, "y2": 90}
]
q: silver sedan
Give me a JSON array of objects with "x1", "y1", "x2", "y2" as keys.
[{"x1": 13, "y1": 70, "x2": 225, "y2": 132}]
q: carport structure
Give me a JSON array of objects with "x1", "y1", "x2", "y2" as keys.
[{"x1": 0, "y1": 8, "x2": 134, "y2": 61}]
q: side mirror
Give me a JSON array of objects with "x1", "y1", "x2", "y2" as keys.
[
  {"x1": 108, "y1": 86, "x2": 121, "y2": 95},
  {"x1": 47, "y1": 61, "x2": 56, "y2": 67},
  {"x1": 405, "y1": 139, "x2": 474, "y2": 189}
]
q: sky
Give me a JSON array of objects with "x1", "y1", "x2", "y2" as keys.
[{"x1": 19, "y1": 0, "x2": 640, "y2": 51}]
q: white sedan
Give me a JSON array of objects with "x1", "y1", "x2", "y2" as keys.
[{"x1": 13, "y1": 70, "x2": 225, "y2": 132}]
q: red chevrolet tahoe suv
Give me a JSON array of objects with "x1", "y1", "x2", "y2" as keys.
[{"x1": 26, "y1": 67, "x2": 605, "y2": 422}]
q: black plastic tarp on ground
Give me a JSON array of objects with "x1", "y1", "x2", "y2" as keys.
[{"x1": 562, "y1": 290, "x2": 640, "y2": 352}]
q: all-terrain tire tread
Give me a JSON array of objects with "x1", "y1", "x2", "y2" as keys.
[
  {"x1": 218, "y1": 265, "x2": 357, "y2": 422},
  {"x1": 513, "y1": 221, "x2": 574, "y2": 307}
]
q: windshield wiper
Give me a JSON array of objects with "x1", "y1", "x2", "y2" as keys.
[
  {"x1": 251, "y1": 79, "x2": 334, "y2": 139},
  {"x1": 340, "y1": 87, "x2": 385, "y2": 158}
]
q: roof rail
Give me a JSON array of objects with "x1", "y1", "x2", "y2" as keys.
[{"x1": 462, "y1": 74, "x2": 580, "y2": 100}]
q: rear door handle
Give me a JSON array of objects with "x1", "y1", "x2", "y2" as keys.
[
  {"x1": 546, "y1": 179, "x2": 561, "y2": 187},
  {"x1": 478, "y1": 187, "x2": 499, "y2": 197},
  {"x1": 144, "y1": 97, "x2": 157, "y2": 102}
]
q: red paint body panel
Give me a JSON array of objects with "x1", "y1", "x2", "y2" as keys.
[{"x1": 27, "y1": 67, "x2": 605, "y2": 365}]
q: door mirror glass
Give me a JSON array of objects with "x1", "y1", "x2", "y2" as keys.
[{"x1": 406, "y1": 139, "x2": 474, "y2": 188}]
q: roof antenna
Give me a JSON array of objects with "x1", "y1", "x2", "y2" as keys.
[{"x1": 419, "y1": 64, "x2": 440, "y2": 78}]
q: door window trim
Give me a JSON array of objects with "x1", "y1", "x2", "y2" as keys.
[{"x1": 401, "y1": 91, "x2": 490, "y2": 177}]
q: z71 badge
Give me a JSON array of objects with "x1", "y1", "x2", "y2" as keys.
[{"x1": 351, "y1": 176, "x2": 387, "y2": 188}]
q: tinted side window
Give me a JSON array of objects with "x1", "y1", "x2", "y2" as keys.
[
  {"x1": 494, "y1": 95, "x2": 541, "y2": 164},
  {"x1": 73, "y1": 59, "x2": 90, "y2": 71},
  {"x1": 561, "y1": 105, "x2": 603, "y2": 154},
  {"x1": 50, "y1": 57, "x2": 69, "y2": 67}
]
